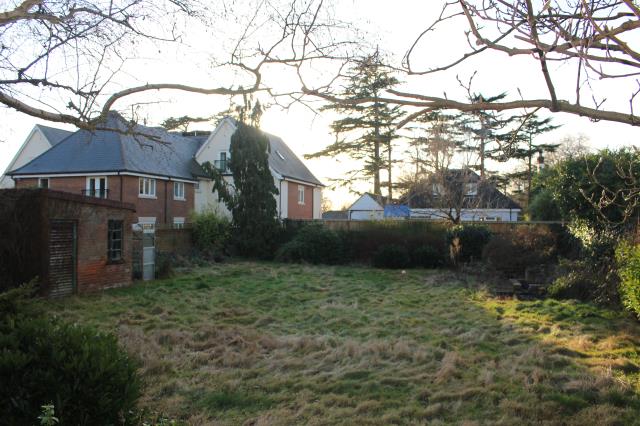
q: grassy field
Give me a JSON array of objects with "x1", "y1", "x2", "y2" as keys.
[{"x1": 41, "y1": 262, "x2": 640, "y2": 425}]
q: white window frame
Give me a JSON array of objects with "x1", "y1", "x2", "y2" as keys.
[
  {"x1": 194, "y1": 181, "x2": 201, "y2": 193},
  {"x1": 138, "y1": 177, "x2": 157, "y2": 198},
  {"x1": 173, "y1": 217, "x2": 185, "y2": 229},
  {"x1": 465, "y1": 182, "x2": 478, "y2": 196},
  {"x1": 86, "y1": 176, "x2": 108, "y2": 198},
  {"x1": 173, "y1": 181, "x2": 185, "y2": 200},
  {"x1": 38, "y1": 178, "x2": 49, "y2": 189},
  {"x1": 298, "y1": 185, "x2": 305, "y2": 205}
]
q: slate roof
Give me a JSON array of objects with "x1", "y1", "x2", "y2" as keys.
[
  {"x1": 400, "y1": 169, "x2": 521, "y2": 210},
  {"x1": 10, "y1": 112, "x2": 204, "y2": 181},
  {"x1": 36, "y1": 125, "x2": 73, "y2": 146},
  {"x1": 223, "y1": 117, "x2": 323, "y2": 186},
  {"x1": 267, "y1": 134, "x2": 323, "y2": 186}
]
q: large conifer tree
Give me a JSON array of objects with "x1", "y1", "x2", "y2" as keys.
[
  {"x1": 305, "y1": 52, "x2": 403, "y2": 200},
  {"x1": 203, "y1": 113, "x2": 280, "y2": 259}
]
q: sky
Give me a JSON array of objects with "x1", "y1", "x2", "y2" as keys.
[{"x1": 1, "y1": 0, "x2": 639, "y2": 210}]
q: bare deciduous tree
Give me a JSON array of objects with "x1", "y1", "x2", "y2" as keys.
[
  {"x1": 301, "y1": 1, "x2": 640, "y2": 128},
  {"x1": 0, "y1": 0, "x2": 352, "y2": 129}
]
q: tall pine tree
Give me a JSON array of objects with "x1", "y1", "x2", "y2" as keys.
[
  {"x1": 504, "y1": 114, "x2": 560, "y2": 204},
  {"x1": 457, "y1": 92, "x2": 518, "y2": 177},
  {"x1": 305, "y1": 52, "x2": 403, "y2": 200}
]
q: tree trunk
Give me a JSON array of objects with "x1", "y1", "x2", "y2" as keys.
[
  {"x1": 527, "y1": 134, "x2": 533, "y2": 206},
  {"x1": 387, "y1": 138, "x2": 393, "y2": 202},
  {"x1": 373, "y1": 102, "x2": 382, "y2": 196}
]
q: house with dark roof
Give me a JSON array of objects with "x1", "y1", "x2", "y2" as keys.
[
  {"x1": 194, "y1": 117, "x2": 324, "y2": 220},
  {"x1": 400, "y1": 169, "x2": 521, "y2": 222},
  {"x1": 0, "y1": 124, "x2": 73, "y2": 188},
  {"x1": 9, "y1": 112, "x2": 202, "y2": 229},
  {"x1": 8, "y1": 113, "x2": 324, "y2": 223}
]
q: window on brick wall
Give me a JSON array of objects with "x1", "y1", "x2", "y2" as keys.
[
  {"x1": 298, "y1": 185, "x2": 305, "y2": 205},
  {"x1": 173, "y1": 217, "x2": 185, "y2": 229},
  {"x1": 86, "y1": 176, "x2": 108, "y2": 198},
  {"x1": 173, "y1": 181, "x2": 185, "y2": 200},
  {"x1": 38, "y1": 178, "x2": 49, "y2": 188},
  {"x1": 107, "y1": 220, "x2": 123, "y2": 262},
  {"x1": 138, "y1": 177, "x2": 156, "y2": 198}
]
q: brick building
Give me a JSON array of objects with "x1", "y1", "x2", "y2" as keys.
[
  {"x1": 9, "y1": 112, "x2": 202, "y2": 229},
  {"x1": 0, "y1": 189, "x2": 135, "y2": 296}
]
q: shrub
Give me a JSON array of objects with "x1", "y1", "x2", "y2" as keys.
[
  {"x1": 410, "y1": 245, "x2": 444, "y2": 268},
  {"x1": 548, "y1": 221, "x2": 620, "y2": 306},
  {"x1": 339, "y1": 221, "x2": 447, "y2": 264},
  {"x1": 616, "y1": 241, "x2": 640, "y2": 317},
  {"x1": 155, "y1": 252, "x2": 175, "y2": 279},
  {"x1": 372, "y1": 244, "x2": 410, "y2": 269},
  {"x1": 275, "y1": 224, "x2": 344, "y2": 265},
  {"x1": 446, "y1": 225, "x2": 492, "y2": 264},
  {"x1": 528, "y1": 189, "x2": 562, "y2": 221},
  {"x1": 482, "y1": 226, "x2": 557, "y2": 277},
  {"x1": 191, "y1": 212, "x2": 230, "y2": 256},
  {"x1": 0, "y1": 288, "x2": 142, "y2": 425}
]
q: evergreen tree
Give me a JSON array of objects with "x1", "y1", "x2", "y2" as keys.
[
  {"x1": 160, "y1": 115, "x2": 213, "y2": 132},
  {"x1": 203, "y1": 121, "x2": 279, "y2": 259},
  {"x1": 457, "y1": 91, "x2": 519, "y2": 177},
  {"x1": 305, "y1": 52, "x2": 403, "y2": 200},
  {"x1": 504, "y1": 114, "x2": 560, "y2": 204}
]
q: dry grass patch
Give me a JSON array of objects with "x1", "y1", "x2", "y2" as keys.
[{"x1": 38, "y1": 262, "x2": 640, "y2": 424}]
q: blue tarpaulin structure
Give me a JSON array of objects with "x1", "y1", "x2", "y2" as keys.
[{"x1": 384, "y1": 205, "x2": 410, "y2": 218}]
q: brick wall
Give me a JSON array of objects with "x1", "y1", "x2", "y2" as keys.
[
  {"x1": 0, "y1": 189, "x2": 136, "y2": 295},
  {"x1": 156, "y1": 227, "x2": 193, "y2": 256},
  {"x1": 287, "y1": 181, "x2": 314, "y2": 219},
  {"x1": 16, "y1": 175, "x2": 195, "y2": 226},
  {"x1": 43, "y1": 190, "x2": 135, "y2": 294}
]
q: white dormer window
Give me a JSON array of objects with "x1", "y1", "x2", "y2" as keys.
[
  {"x1": 465, "y1": 182, "x2": 478, "y2": 196},
  {"x1": 298, "y1": 185, "x2": 305, "y2": 205},
  {"x1": 173, "y1": 182, "x2": 185, "y2": 200}
]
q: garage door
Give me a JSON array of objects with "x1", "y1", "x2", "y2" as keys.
[{"x1": 48, "y1": 220, "x2": 77, "y2": 297}]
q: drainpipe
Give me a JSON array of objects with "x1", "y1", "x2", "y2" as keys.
[
  {"x1": 279, "y1": 179, "x2": 282, "y2": 219},
  {"x1": 164, "y1": 180, "x2": 168, "y2": 225}
]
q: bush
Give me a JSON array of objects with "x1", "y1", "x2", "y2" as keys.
[
  {"x1": 410, "y1": 245, "x2": 444, "y2": 268},
  {"x1": 0, "y1": 288, "x2": 142, "y2": 425},
  {"x1": 528, "y1": 189, "x2": 562, "y2": 221},
  {"x1": 446, "y1": 225, "x2": 492, "y2": 264},
  {"x1": 547, "y1": 221, "x2": 620, "y2": 305},
  {"x1": 482, "y1": 226, "x2": 557, "y2": 277},
  {"x1": 372, "y1": 244, "x2": 410, "y2": 269},
  {"x1": 616, "y1": 241, "x2": 640, "y2": 317},
  {"x1": 191, "y1": 212, "x2": 230, "y2": 257},
  {"x1": 155, "y1": 252, "x2": 175, "y2": 279},
  {"x1": 275, "y1": 224, "x2": 344, "y2": 265},
  {"x1": 339, "y1": 221, "x2": 447, "y2": 264}
]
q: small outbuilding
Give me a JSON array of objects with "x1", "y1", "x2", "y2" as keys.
[
  {"x1": 0, "y1": 188, "x2": 135, "y2": 297},
  {"x1": 346, "y1": 193, "x2": 385, "y2": 220}
]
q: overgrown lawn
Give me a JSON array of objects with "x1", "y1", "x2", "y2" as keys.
[{"x1": 41, "y1": 262, "x2": 640, "y2": 425}]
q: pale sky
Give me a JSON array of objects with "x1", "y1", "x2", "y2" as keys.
[{"x1": 1, "y1": 0, "x2": 639, "y2": 209}]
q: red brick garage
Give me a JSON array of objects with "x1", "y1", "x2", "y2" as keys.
[{"x1": 0, "y1": 188, "x2": 135, "y2": 296}]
